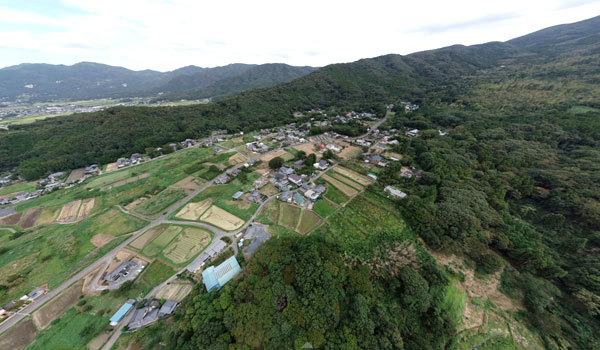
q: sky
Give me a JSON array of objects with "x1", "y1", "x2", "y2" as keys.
[{"x1": 0, "y1": 0, "x2": 599, "y2": 71}]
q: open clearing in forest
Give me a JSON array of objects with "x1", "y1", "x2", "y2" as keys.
[
  {"x1": 56, "y1": 200, "x2": 82, "y2": 223},
  {"x1": 130, "y1": 225, "x2": 167, "y2": 250},
  {"x1": 163, "y1": 227, "x2": 211, "y2": 265},
  {"x1": 155, "y1": 281, "x2": 193, "y2": 302},
  {"x1": 200, "y1": 205, "x2": 244, "y2": 231},
  {"x1": 112, "y1": 173, "x2": 150, "y2": 188},
  {"x1": 76, "y1": 197, "x2": 95, "y2": 219},
  {"x1": 20, "y1": 207, "x2": 41, "y2": 229},
  {"x1": 278, "y1": 203, "x2": 301, "y2": 230},
  {"x1": 90, "y1": 233, "x2": 116, "y2": 248},
  {"x1": 328, "y1": 172, "x2": 364, "y2": 191},
  {"x1": 66, "y1": 168, "x2": 85, "y2": 183},
  {"x1": 0, "y1": 317, "x2": 37, "y2": 350},
  {"x1": 105, "y1": 162, "x2": 119, "y2": 172},
  {"x1": 175, "y1": 199, "x2": 212, "y2": 220},
  {"x1": 296, "y1": 209, "x2": 322, "y2": 234},
  {"x1": 142, "y1": 226, "x2": 182, "y2": 257},
  {"x1": 321, "y1": 174, "x2": 359, "y2": 197},
  {"x1": 33, "y1": 280, "x2": 84, "y2": 330},
  {"x1": 260, "y1": 149, "x2": 293, "y2": 162},
  {"x1": 332, "y1": 166, "x2": 372, "y2": 186}
]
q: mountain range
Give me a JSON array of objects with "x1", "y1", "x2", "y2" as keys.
[{"x1": 0, "y1": 62, "x2": 316, "y2": 102}]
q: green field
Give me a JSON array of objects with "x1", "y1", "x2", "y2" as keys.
[
  {"x1": 313, "y1": 199, "x2": 337, "y2": 218},
  {"x1": 321, "y1": 182, "x2": 350, "y2": 205},
  {"x1": 142, "y1": 226, "x2": 182, "y2": 257},
  {"x1": 278, "y1": 203, "x2": 301, "y2": 230},
  {"x1": 0, "y1": 181, "x2": 37, "y2": 196},
  {"x1": 133, "y1": 188, "x2": 186, "y2": 216},
  {"x1": 296, "y1": 210, "x2": 322, "y2": 234},
  {"x1": 255, "y1": 200, "x2": 279, "y2": 225},
  {"x1": 187, "y1": 177, "x2": 259, "y2": 221},
  {"x1": 132, "y1": 260, "x2": 177, "y2": 294}
]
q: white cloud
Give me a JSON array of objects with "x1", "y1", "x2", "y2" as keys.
[{"x1": 0, "y1": 0, "x2": 599, "y2": 71}]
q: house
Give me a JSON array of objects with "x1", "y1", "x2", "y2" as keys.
[
  {"x1": 187, "y1": 239, "x2": 227, "y2": 273},
  {"x1": 25, "y1": 285, "x2": 48, "y2": 301},
  {"x1": 326, "y1": 144, "x2": 342, "y2": 153},
  {"x1": 293, "y1": 192, "x2": 305, "y2": 205},
  {"x1": 384, "y1": 186, "x2": 407, "y2": 199},
  {"x1": 288, "y1": 174, "x2": 303, "y2": 186},
  {"x1": 214, "y1": 174, "x2": 230, "y2": 184},
  {"x1": 109, "y1": 299, "x2": 136, "y2": 326},
  {"x1": 202, "y1": 256, "x2": 242, "y2": 292},
  {"x1": 232, "y1": 191, "x2": 244, "y2": 200},
  {"x1": 314, "y1": 185, "x2": 326, "y2": 195},
  {"x1": 293, "y1": 159, "x2": 305, "y2": 170},
  {"x1": 117, "y1": 158, "x2": 130, "y2": 168},
  {"x1": 275, "y1": 180, "x2": 290, "y2": 191},
  {"x1": 304, "y1": 189, "x2": 320, "y2": 201},
  {"x1": 227, "y1": 168, "x2": 240, "y2": 177},
  {"x1": 128, "y1": 307, "x2": 159, "y2": 330},
  {"x1": 131, "y1": 153, "x2": 143, "y2": 163},
  {"x1": 248, "y1": 190, "x2": 264, "y2": 203},
  {"x1": 313, "y1": 160, "x2": 328, "y2": 170},
  {"x1": 280, "y1": 166, "x2": 294, "y2": 175},
  {"x1": 279, "y1": 191, "x2": 293, "y2": 203},
  {"x1": 253, "y1": 176, "x2": 268, "y2": 189},
  {"x1": 84, "y1": 164, "x2": 99, "y2": 174},
  {"x1": 406, "y1": 129, "x2": 419, "y2": 137},
  {"x1": 158, "y1": 300, "x2": 179, "y2": 317}
]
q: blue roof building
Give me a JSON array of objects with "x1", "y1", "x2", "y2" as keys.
[
  {"x1": 202, "y1": 256, "x2": 242, "y2": 292},
  {"x1": 110, "y1": 299, "x2": 136, "y2": 326}
]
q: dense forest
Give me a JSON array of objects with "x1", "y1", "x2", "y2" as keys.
[{"x1": 1, "y1": 15, "x2": 600, "y2": 349}]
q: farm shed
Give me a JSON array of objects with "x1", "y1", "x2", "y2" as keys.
[
  {"x1": 109, "y1": 299, "x2": 136, "y2": 326},
  {"x1": 202, "y1": 256, "x2": 242, "y2": 292}
]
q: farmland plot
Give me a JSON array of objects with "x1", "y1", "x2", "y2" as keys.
[
  {"x1": 36, "y1": 207, "x2": 60, "y2": 226},
  {"x1": 56, "y1": 200, "x2": 82, "y2": 223},
  {"x1": 0, "y1": 212, "x2": 21, "y2": 226},
  {"x1": 321, "y1": 174, "x2": 359, "y2": 197},
  {"x1": 163, "y1": 227, "x2": 211, "y2": 265},
  {"x1": 175, "y1": 199, "x2": 211, "y2": 220},
  {"x1": 328, "y1": 172, "x2": 364, "y2": 191},
  {"x1": 296, "y1": 210, "x2": 322, "y2": 234},
  {"x1": 130, "y1": 225, "x2": 167, "y2": 250},
  {"x1": 20, "y1": 207, "x2": 41, "y2": 229},
  {"x1": 278, "y1": 203, "x2": 301, "y2": 230},
  {"x1": 76, "y1": 197, "x2": 95, "y2": 220},
  {"x1": 142, "y1": 226, "x2": 181, "y2": 257},
  {"x1": 332, "y1": 166, "x2": 373, "y2": 186},
  {"x1": 200, "y1": 205, "x2": 244, "y2": 231},
  {"x1": 155, "y1": 281, "x2": 193, "y2": 302},
  {"x1": 133, "y1": 188, "x2": 186, "y2": 216}
]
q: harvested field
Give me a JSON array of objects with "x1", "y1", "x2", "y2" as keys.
[
  {"x1": 175, "y1": 199, "x2": 212, "y2": 221},
  {"x1": 20, "y1": 207, "x2": 41, "y2": 229},
  {"x1": 339, "y1": 145, "x2": 362, "y2": 159},
  {"x1": 0, "y1": 317, "x2": 37, "y2": 350},
  {"x1": 329, "y1": 172, "x2": 364, "y2": 191},
  {"x1": 170, "y1": 176, "x2": 203, "y2": 191},
  {"x1": 130, "y1": 225, "x2": 167, "y2": 250},
  {"x1": 105, "y1": 162, "x2": 119, "y2": 172},
  {"x1": 77, "y1": 197, "x2": 96, "y2": 220},
  {"x1": 278, "y1": 203, "x2": 301, "y2": 230},
  {"x1": 155, "y1": 281, "x2": 193, "y2": 302},
  {"x1": 163, "y1": 227, "x2": 212, "y2": 265},
  {"x1": 142, "y1": 226, "x2": 182, "y2": 257},
  {"x1": 293, "y1": 143, "x2": 317, "y2": 155},
  {"x1": 0, "y1": 212, "x2": 22, "y2": 226},
  {"x1": 297, "y1": 210, "x2": 322, "y2": 234},
  {"x1": 200, "y1": 205, "x2": 244, "y2": 231},
  {"x1": 124, "y1": 196, "x2": 149, "y2": 211},
  {"x1": 228, "y1": 153, "x2": 247, "y2": 165},
  {"x1": 333, "y1": 166, "x2": 372, "y2": 186},
  {"x1": 90, "y1": 233, "x2": 116, "y2": 248},
  {"x1": 66, "y1": 168, "x2": 85, "y2": 183},
  {"x1": 33, "y1": 280, "x2": 83, "y2": 329},
  {"x1": 321, "y1": 174, "x2": 359, "y2": 197},
  {"x1": 56, "y1": 199, "x2": 82, "y2": 223},
  {"x1": 36, "y1": 207, "x2": 60, "y2": 226},
  {"x1": 112, "y1": 173, "x2": 150, "y2": 188},
  {"x1": 260, "y1": 149, "x2": 292, "y2": 162}
]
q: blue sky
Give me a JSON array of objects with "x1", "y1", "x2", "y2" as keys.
[{"x1": 0, "y1": 0, "x2": 599, "y2": 71}]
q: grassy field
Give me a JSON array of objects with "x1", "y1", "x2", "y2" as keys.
[
  {"x1": 132, "y1": 260, "x2": 177, "y2": 294},
  {"x1": 313, "y1": 199, "x2": 337, "y2": 218},
  {"x1": 142, "y1": 226, "x2": 182, "y2": 257},
  {"x1": 255, "y1": 200, "x2": 279, "y2": 225},
  {"x1": 278, "y1": 203, "x2": 301, "y2": 230},
  {"x1": 0, "y1": 181, "x2": 37, "y2": 196},
  {"x1": 296, "y1": 210, "x2": 322, "y2": 234},
  {"x1": 320, "y1": 181, "x2": 350, "y2": 205},
  {"x1": 189, "y1": 178, "x2": 259, "y2": 221}
]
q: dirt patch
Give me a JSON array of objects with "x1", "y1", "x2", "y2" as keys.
[
  {"x1": 0, "y1": 212, "x2": 22, "y2": 226},
  {"x1": 77, "y1": 197, "x2": 96, "y2": 220},
  {"x1": 105, "y1": 163, "x2": 119, "y2": 172},
  {"x1": 20, "y1": 207, "x2": 41, "y2": 229},
  {"x1": 232, "y1": 137, "x2": 243, "y2": 143},
  {"x1": 170, "y1": 176, "x2": 202, "y2": 191},
  {"x1": 200, "y1": 205, "x2": 244, "y2": 231},
  {"x1": 0, "y1": 317, "x2": 37, "y2": 350},
  {"x1": 293, "y1": 143, "x2": 318, "y2": 155},
  {"x1": 226, "y1": 200, "x2": 252, "y2": 210},
  {"x1": 339, "y1": 145, "x2": 362, "y2": 159},
  {"x1": 261, "y1": 183, "x2": 278, "y2": 196},
  {"x1": 228, "y1": 153, "x2": 247, "y2": 165},
  {"x1": 33, "y1": 280, "x2": 84, "y2": 330},
  {"x1": 82, "y1": 265, "x2": 104, "y2": 295},
  {"x1": 105, "y1": 249, "x2": 135, "y2": 275},
  {"x1": 90, "y1": 233, "x2": 116, "y2": 248},
  {"x1": 175, "y1": 199, "x2": 212, "y2": 221},
  {"x1": 155, "y1": 281, "x2": 193, "y2": 302},
  {"x1": 321, "y1": 174, "x2": 359, "y2": 197},
  {"x1": 56, "y1": 199, "x2": 82, "y2": 223},
  {"x1": 254, "y1": 168, "x2": 270, "y2": 175},
  {"x1": 124, "y1": 196, "x2": 150, "y2": 211},
  {"x1": 66, "y1": 168, "x2": 85, "y2": 183},
  {"x1": 112, "y1": 173, "x2": 150, "y2": 188},
  {"x1": 130, "y1": 226, "x2": 167, "y2": 250}
]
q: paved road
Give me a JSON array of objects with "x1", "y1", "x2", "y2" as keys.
[{"x1": 355, "y1": 107, "x2": 392, "y2": 139}]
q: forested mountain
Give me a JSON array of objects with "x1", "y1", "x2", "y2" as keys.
[
  {"x1": 0, "y1": 62, "x2": 315, "y2": 102},
  {"x1": 1, "y1": 15, "x2": 600, "y2": 349}
]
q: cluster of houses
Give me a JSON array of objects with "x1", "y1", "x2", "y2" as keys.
[
  {"x1": 399, "y1": 101, "x2": 420, "y2": 112},
  {"x1": 364, "y1": 154, "x2": 389, "y2": 168},
  {"x1": 0, "y1": 285, "x2": 48, "y2": 318},
  {"x1": 116, "y1": 153, "x2": 144, "y2": 168},
  {"x1": 399, "y1": 166, "x2": 424, "y2": 179},
  {"x1": 246, "y1": 141, "x2": 271, "y2": 153}
]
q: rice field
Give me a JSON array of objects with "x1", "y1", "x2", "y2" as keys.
[
  {"x1": 175, "y1": 199, "x2": 212, "y2": 220},
  {"x1": 56, "y1": 200, "x2": 82, "y2": 223},
  {"x1": 199, "y1": 205, "x2": 244, "y2": 231},
  {"x1": 162, "y1": 227, "x2": 211, "y2": 265},
  {"x1": 332, "y1": 166, "x2": 372, "y2": 186},
  {"x1": 142, "y1": 226, "x2": 182, "y2": 257}
]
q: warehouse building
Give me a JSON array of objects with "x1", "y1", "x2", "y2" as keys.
[{"x1": 202, "y1": 256, "x2": 242, "y2": 292}]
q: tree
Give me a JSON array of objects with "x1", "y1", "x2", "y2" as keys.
[
  {"x1": 323, "y1": 150, "x2": 334, "y2": 160},
  {"x1": 306, "y1": 153, "x2": 317, "y2": 165},
  {"x1": 295, "y1": 150, "x2": 306, "y2": 160},
  {"x1": 269, "y1": 157, "x2": 284, "y2": 169}
]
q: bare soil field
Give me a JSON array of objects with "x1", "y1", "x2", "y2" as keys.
[
  {"x1": 66, "y1": 168, "x2": 85, "y2": 183},
  {"x1": 260, "y1": 149, "x2": 290, "y2": 162},
  {"x1": 200, "y1": 205, "x2": 244, "y2": 231},
  {"x1": 33, "y1": 280, "x2": 84, "y2": 329},
  {"x1": 0, "y1": 317, "x2": 37, "y2": 350},
  {"x1": 254, "y1": 167, "x2": 270, "y2": 175},
  {"x1": 112, "y1": 173, "x2": 150, "y2": 188},
  {"x1": 90, "y1": 233, "x2": 116, "y2": 248},
  {"x1": 228, "y1": 153, "x2": 247, "y2": 165},
  {"x1": 170, "y1": 176, "x2": 203, "y2": 191},
  {"x1": 329, "y1": 172, "x2": 364, "y2": 191},
  {"x1": 77, "y1": 197, "x2": 96, "y2": 220},
  {"x1": 130, "y1": 226, "x2": 167, "y2": 250},
  {"x1": 36, "y1": 207, "x2": 60, "y2": 226},
  {"x1": 332, "y1": 166, "x2": 372, "y2": 186},
  {"x1": 339, "y1": 146, "x2": 362, "y2": 159},
  {"x1": 0, "y1": 212, "x2": 22, "y2": 226},
  {"x1": 293, "y1": 143, "x2": 318, "y2": 155},
  {"x1": 20, "y1": 207, "x2": 41, "y2": 229},
  {"x1": 175, "y1": 199, "x2": 212, "y2": 221},
  {"x1": 124, "y1": 196, "x2": 150, "y2": 211},
  {"x1": 155, "y1": 281, "x2": 193, "y2": 302},
  {"x1": 321, "y1": 174, "x2": 359, "y2": 197},
  {"x1": 163, "y1": 227, "x2": 212, "y2": 265},
  {"x1": 105, "y1": 162, "x2": 119, "y2": 172},
  {"x1": 56, "y1": 199, "x2": 82, "y2": 223}
]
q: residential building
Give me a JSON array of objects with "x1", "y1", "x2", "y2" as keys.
[
  {"x1": 288, "y1": 174, "x2": 303, "y2": 186},
  {"x1": 158, "y1": 300, "x2": 179, "y2": 317},
  {"x1": 384, "y1": 186, "x2": 407, "y2": 199}
]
